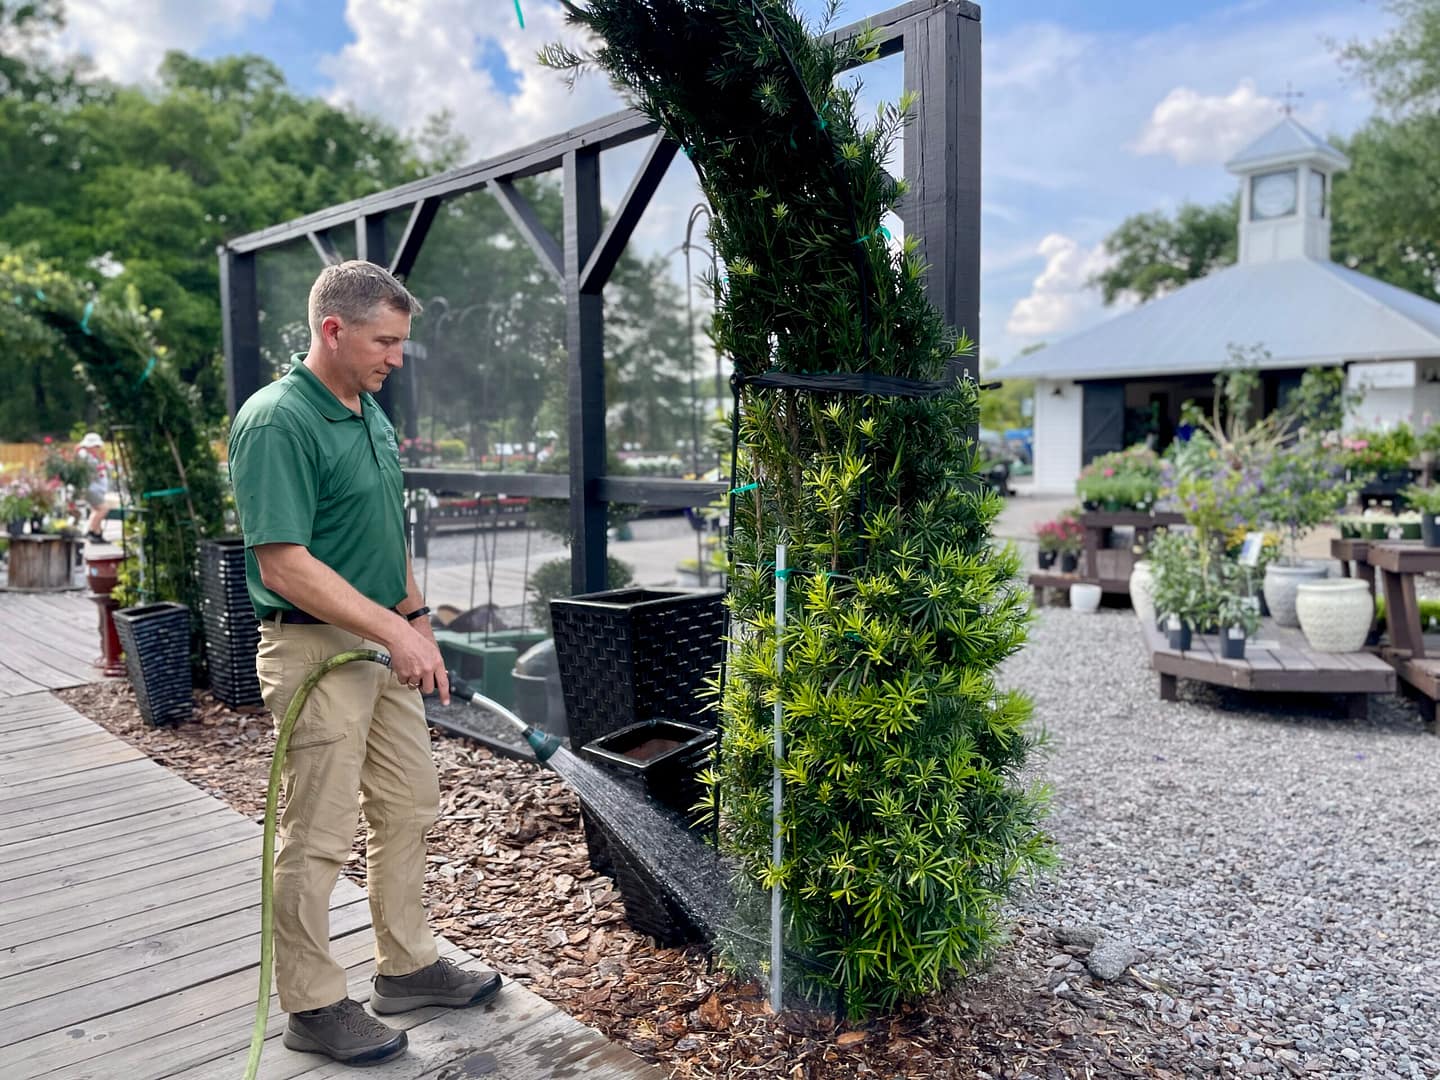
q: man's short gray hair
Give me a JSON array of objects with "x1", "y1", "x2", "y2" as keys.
[{"x1": 308, "y1": 260, "x2": 422, "y2": 337}]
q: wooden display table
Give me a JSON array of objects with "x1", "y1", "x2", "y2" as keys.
[
  {"x1": 5, "y1": 535, "x2": 81, "y2": 591},
  {"x1": 1029, "y1": 510, "x2": 1185, "y2": 605},
  {"x1": 1365, "y1": 542, "x2": 1440, "y2": 724},
  {"x1": 1142, "y1": 617, "x2": 1394, "y2": 717}
]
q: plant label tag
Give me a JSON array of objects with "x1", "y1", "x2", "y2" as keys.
[
  {"x1": 1228, "y1": 627, "x2": 1246, "y2": 640},
  {"x1": 1238, "y1": 532, "x2": 1265, "y2": 568}
]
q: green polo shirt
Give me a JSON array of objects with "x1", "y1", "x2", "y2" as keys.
[{"x1": 228, "y1": 356, "x2": 407, "y2": 620}]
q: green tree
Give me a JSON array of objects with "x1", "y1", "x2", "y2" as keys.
[
  {"x1": 1332, "y1": 0, "x2": 1440, "y2": 299},
  {"x1": 546, "y1": 0, "x2": 1048, "y2": 1017},
  {"x1": 1090, "y1": 198, "x2": 1238, "y2": 305}
]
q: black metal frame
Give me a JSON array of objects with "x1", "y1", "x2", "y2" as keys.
[{"x1": 220, "y1": 0, "x2": 981, "y2": 593}]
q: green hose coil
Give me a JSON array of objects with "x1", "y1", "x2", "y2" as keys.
[{"x1": 244, "y1": 647, "x2": 390, "y2": 1080}]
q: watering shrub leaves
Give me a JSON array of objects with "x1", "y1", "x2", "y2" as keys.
[{"x1": 545, "y1": 0, "x2": 1051, "y2": 1017}]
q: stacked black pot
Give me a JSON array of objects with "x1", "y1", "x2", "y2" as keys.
[
  {"x1": 113, "y1": 602, "x2": 194, "y2": 726},
  {"x1": 200, "y1": 538, "x2": 263, "y2": 707}
]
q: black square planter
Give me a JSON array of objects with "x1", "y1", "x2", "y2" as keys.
[
  {"x1": 200, "y1": 538, "x2": 262, "y2": 707},
  {"x1": 549, "y1": 588, "x2": 725, "y2": 751},
  {"x1": 580, "y1": 719, "x2": 715, "y2": 822},
  {"x1": 113, "y1": 602, "x2": 194, "y2": 726}
]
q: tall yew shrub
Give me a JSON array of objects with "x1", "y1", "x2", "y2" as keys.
[{"x1": 545, "y1": 0, "x2": 1050, "y2": 1015}]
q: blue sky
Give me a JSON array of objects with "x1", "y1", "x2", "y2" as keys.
[{"x1": 57, "y1": 0, "x2": 1386, "y2": 363}]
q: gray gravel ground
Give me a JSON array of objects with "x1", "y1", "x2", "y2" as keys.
[{"x1": 1006, "y1": 607, "x2": 1440, "y2": 1078}]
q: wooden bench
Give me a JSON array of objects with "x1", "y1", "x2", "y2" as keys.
[{"x1": 1141, "y1": 617, "x2": 1395, "y2": 717}]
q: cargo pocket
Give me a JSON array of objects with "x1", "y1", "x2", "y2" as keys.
[{"x1": 256, "y1": 657, "x2": 348, "y2": 750}]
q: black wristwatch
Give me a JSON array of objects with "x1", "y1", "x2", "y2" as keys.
[{"x1": 403, "y1": 605, "x2": 431, "y2": 623}]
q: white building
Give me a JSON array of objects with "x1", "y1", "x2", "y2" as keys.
[{"x1": 994, "y1": 117, "x2": 1440, "y2": 494}]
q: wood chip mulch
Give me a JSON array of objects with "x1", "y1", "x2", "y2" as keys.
[{"x1": 57, "y1": 680, "x2": 1209, "y2": 1078}]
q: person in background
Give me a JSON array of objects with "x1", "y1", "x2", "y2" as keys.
[{"x1": 76, "y1": 432, "x2": 110, "y2": 543}]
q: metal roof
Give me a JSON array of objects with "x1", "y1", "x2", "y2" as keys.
[
  {"x1": 1225, "y1": 116, "x2": 1349, "y2": 173},
  {"x1": 993, "y1": 258, "x2": 1440, "y2": 381}
]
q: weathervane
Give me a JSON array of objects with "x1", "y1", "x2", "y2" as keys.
[{"x1": 1275, "y1": 81, "x2": 1304, "y2": 117}]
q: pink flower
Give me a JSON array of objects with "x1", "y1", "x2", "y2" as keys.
[{"x1": 1103, "y1": 467, "x2": 1115, "y2": 477}]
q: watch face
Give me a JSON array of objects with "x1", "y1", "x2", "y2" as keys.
[
  {"x1": 1251, "y1": 169, "x2": 1297, "y2": 220},
  {"x1": 1308, "y1": 169, "x2": 1326, "y2": 218}
]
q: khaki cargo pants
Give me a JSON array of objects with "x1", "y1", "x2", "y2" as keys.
[{"x1": 256, "y1": 620, "x2": 441, "y2": 1013}]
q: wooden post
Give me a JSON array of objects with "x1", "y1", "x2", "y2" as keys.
[
  {"x1": 565, "y1": 148, "x2": 607, "y2": 595},
  {"x1": 1159, "y1": 673, "x2": 1178, "y2": 702}
]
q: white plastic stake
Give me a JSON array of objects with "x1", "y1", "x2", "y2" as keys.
[{"x1": 770, "y1": 543, "x2": 787, "y2": 1013}]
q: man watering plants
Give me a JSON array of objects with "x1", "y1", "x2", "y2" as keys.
[{"x1": 229, "y1": 261, "x2": 501, "y2": 1066}]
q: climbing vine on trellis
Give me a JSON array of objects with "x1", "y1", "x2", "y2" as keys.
[{"x1": 0, "y1": 246, "x2": 226, "y2": 646}]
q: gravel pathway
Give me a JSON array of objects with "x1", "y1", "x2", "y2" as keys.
[{"x1": 1008, "y1": 608, "x2": 1440, "y2": 1079}]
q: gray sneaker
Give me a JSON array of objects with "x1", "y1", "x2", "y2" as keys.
[
  {"x1": 371, "y1": 957, "x2": 503, "y2": 1014},
  {"x1": 283, "y1": 998, "x2": 407, "y2": 1065}
]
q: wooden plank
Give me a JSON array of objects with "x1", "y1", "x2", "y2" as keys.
[
  {"x1": 0, "y1": 670, "x2": 49, "y2": 700},
  {"x1": 0, "y1": 716, "x2": 110, "y2": 753},
  {"x1": 0, "y1": 835, "x2": 259, "y2": 917},
  {"x1": 0, "y1": 784, "x2": 211, "y2": 846},
  {"x1": 0, "y1": 699, "x2": 75, "y2": 730},
  {"x1": 0, "y1": 819, "x2": 259, "y2": 902},
  {"x1": 0, "y1": 853, "x2": 261, "y2": 945},
  {"x1": 1267, "y1": 644, "x2": 1318, "y2": 672},
  {"x1": 0, "y1": 772, "x2": 194, "y2": 831},
  {"x1": 0, "y1": 756, "x2": 159, "y2": 810},
  {"x1": 0, "y1": 634, "x2": 93, "y2": 689},
  {"x1": 0, "y1": 898, "x2": 373, "y2": 1047},
  {"x1": 0, "y1": 736, "x2": 144, "y2": 784},
  {"x1": 0, "y1": 804, "x2": 238, "y2": 877},
  {"x1": 7, "y1": 935, "x2": 465, "y2": 1079},
  {"x1": 0, "y1": 729, "x2": 122, "y2": 774}
]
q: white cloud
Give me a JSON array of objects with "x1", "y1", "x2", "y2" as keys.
[
  {"x1": 1005, "y1": 233, "x2": 1112, "y2": 338},
  {"x1": 1131, "y1": 79, "x2": 1287, "y2": 165},
  {"x1": 321, "y1": 0, "x2": 619, "y2": 161},
  {"x1": 56, "y1": 0, "x2": 272, "y2": 81}
]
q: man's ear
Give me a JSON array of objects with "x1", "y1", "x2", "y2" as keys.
[{"x1": 321, "y1": 315, "x2": 344, "y2": 350}]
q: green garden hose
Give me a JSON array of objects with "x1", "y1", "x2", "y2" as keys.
[
  {"x1": 244, "y1": 647, "x2": 391, "y2": 1080},
  {"x1": 242, "y1": 653, "x2": 560, "y2": 1079}
]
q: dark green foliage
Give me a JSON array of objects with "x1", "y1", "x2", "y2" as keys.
[
  {"x1": 526, "y1": 555, "x2": 634, "y2": 631},
  {"x1": 545, "y1": 0, "x2": 1049, "y2": 1016},
  {"x1": 1090, "y1": 199, "x2": 1238, "y2": 306},
  {"x1": 0, "y1": 246, "x2": 225, "y2": 655}
]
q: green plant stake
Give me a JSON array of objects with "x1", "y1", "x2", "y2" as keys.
[{"x1": 770, "y1": 543, "x2": 787, "y2": 1014}]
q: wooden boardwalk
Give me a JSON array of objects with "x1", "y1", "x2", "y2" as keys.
[
  {"x1": 0, "y1": 692, "x2": 665, "y2": 1080},
  {"x1": 0, "y1": 590, "x2": 104, "y2": 699}
]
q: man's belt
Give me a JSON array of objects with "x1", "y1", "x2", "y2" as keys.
[{"x1": 272, "y1": 606, "x2": 402, "y2": 626}]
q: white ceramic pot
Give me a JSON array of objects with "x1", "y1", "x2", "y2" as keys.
[
  {"x1": 1070, "y1": 582, "x2": 1102, "y2": 613},
  {"x1": 1129, "y1": 560, "x2": 1156, "y2": 627},
  {"x1": 1262, "y1": 561, "x2": 1328, "y2": 628},
  {"x1": 1295, "y1": 579, "x2": 1373, "y2": 653}
]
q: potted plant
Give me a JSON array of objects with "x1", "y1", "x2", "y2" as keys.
[
  {"x1": 1257, "y1": 442, "x2": 1352, "y2": 628},
  {"x1": 1148, "y1": 529, "x2": 1217, "y2": 649},
  {"x1": 1295, "y1": 579, "x2": 1373, "y2": 653},
  {"x1": 1216, "y1": 591, "x2": 1261, "y2": 660},
  {"x1": 1343, "y1": 425, "x2": 1418, "y2": 498},
  {"x1": 1034, "y1": 520, "x2": 1062, "y2": 569},
  {"x1": 1402, "y1": 484, "x2": 1440, "y2": 547},
  {"x1": 1057, "y1": 514, "x2": 1084, "y2": 573}
]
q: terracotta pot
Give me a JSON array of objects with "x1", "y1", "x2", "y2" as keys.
[{"x1": 1295, "y1": 579, "x2": 1372, "y2": 653}]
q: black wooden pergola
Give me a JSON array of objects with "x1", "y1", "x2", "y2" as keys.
[{"x1": 220, "y1": 0, "x2": 980, "y2": 594}]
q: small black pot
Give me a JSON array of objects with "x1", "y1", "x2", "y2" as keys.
[
  {"x1": 1167, "y1": 624, "x2": 1193, "y2": 651},
  {"x1": 1220, "y1": 631, "x2": 1246, "y2": 660},
  {"x1": 1423, "y1": 512, "x2": 1440, "y2": 548},
  {"x1": 5, "y1": 519, "x2": 23, "y2": 538},
  {"x1": 1038, "y1": 549, "x2": 1057, "y2": 570},
  {"x1": 1060, "y1": 552, "x2": 1079, "y2": 573}
]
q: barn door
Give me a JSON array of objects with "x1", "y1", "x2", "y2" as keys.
[{"x1": 1081, "y1": 383, "x2": 1125, "y2": 464}]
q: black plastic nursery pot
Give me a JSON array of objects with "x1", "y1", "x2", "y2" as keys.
[
  {"x1": 579, "y1": 719, "x2": 717, "y2": 947},
  {"x1": 1167, "y1": 624, "x2": 1193, "y2": 652},
  {"x1": 1059, "y1": 552, "x2": 1079, "y2": 573},
  {"x1": 1037, "y1": 549, "x2": 1057, "y2": 570},
  {"x1": 1423, "y1": 513, "x2": 1440, "y2": 549},
  {"x1": 549, "y1": 588, "x2": 725, "y2": 751},
  {"x1": 113, "y1": 602, "x2": 193, "y2": 726},
  {"x1": 1220, "y1": 631, "x2": 1246, "y2": 660}
]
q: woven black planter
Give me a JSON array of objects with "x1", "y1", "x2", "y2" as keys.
[
  {"x1": 199, "y1": 538, "x2": 262, "y2": 707},
  {"x1": 113, "y1": 602, "x2": 193, "y2": 726},
  {"x1": 587, "y1": 812, "x2": 708, "y2": 947},
  {"x1": 550, "y1": 588, "x2": 725, "y2": 751},
  {"x1": 580, "y1": 719, "x2": 715, "y2": 821}
]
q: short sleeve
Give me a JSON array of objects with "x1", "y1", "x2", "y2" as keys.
[{"x1": 229, "y1": 424, "x2": 318, "y2": 548}]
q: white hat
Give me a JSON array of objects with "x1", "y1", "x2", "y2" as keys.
[{"x1": 78, "y1": 432, "x2": 104, "y2": 449}]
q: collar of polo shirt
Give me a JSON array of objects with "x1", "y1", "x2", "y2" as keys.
[{"x1": 288, "y1": 357, "x2": 365, "y2": 422}]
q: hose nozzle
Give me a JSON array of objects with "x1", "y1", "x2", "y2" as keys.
[{"x1": 445, "y1": 670, "x2": 563, "y2": 764}]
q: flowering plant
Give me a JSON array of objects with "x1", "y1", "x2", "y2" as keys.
[
  {"x1": 0, "y1": 473, "x2": 53, "y2": 521},
  {"x1": 1035, "y1": 515, "x2": 1084, "y2": 554},
  {"x1": 1343, "y1": 425, "x2": 1416, "y2": 474},
  {"x1": 43, "y1": 442, "x2": 97, "y2": 490}
]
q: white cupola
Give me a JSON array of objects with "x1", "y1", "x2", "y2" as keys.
[{"x1": 1225, "y1": 116, "x2": 1349, "y2": 265}]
